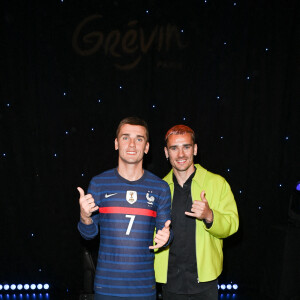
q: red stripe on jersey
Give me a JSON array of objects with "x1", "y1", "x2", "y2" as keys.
[{"x1": 99, "y1": 207, "x2": 157, "y2": 217}]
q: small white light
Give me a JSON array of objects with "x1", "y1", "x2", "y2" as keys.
[
  {"x1": 91, "y1": 128, "x2": 94, "y2": 131},
  {"x1": 2, "y1": 153, "x2": 6, "y2": 157},
  {"x1": 24, "y1": 284, "x2": 30, "y2": 290},
  {"x1": 63, "y1": 92, "x2": 66, "y2": 96},
  {"x1": 246, "y1": 76, "x2": 250, "y2": 80},
  {"x1": 224, "y1": 42, "x2": 227, "y2": 45},
  {"x1": 119, "y1": 86, "x2": 123, "y2": 89},
  {"x1": 152, "y1": 105, "x2": 156, "y2": 108},
  {"x1": 4, "y1": 284, "x2": 9, "y2": 290},
  {"x1": 98, "y1": 99, "x2": 101, "y2": 103},
  {"x1": 81, "y1": 173, "x2": 84, "y2": 177},
  {"x1": 258, "y1": 206, "x2": 262, "y2": 210},
  {"x1": 227, "y1": 284, "x2": 232, "y2": 290},
  {"x1": 217, "y1": 96, "x2": 220, "y2": 99},
  {"x1": 181, "y1": 29, "x2": 184, "y2": 33},
  {"x1": 285, "y1": 136, "x2": 289, "y2": 140},
  {"x1": 44, "y1": 284, "x2": 49, "y2": 290},
  {"x1": 221, "y1": 284, "x2": 226, "y2": 290},
  {"x1": 31, "y1": 233, "x2": 34, "y2": 237},
  {"x1": 146, "y1": 10, "x2": 149, "y2": 14},
  {"x1": 65, "y1": 131, "x2": 69, "y2": 135},
  {"x1": 279, "y1": 184, "x2": 282, "y2": 187},
  {"x1": 0, "y1": 284, "x2": 3, "y2": 290},
  {"x1": 265, "y1": 48, "x2": 269, "y2": 51},
  {"x1": 37, "y1": 284, "x2": 43, "y2": 290},
  {"x1": 54, "y1": 153, "x2": 57, "y2": 157},
  {"x1": 183, "y1": 117, "x2": 186, "y2": 121},
  {"x1": 17, "y1": 284, "x2": 23, "y2": 290},
  {"x1": 30, "y1": 284, "x2": 36, "y2": 290},
  {"x1": 233, "y1": 284, "x2": 238, "y2": 290},
  {"x1": 227, "y1": 168, "x2": 230, "y2": 172},
  {"x1": 239, "y1": 190, "x2": 242, "y2": 194},
  {"x1": 7, "y1": 103, "x2": 10, "y2": 107},
  {"x1": 234, "y1": 2, "x2": 237, "y2": 6},
  {"x1": 220, "y1": 136, "x2": 224, "y2": 139},
  {"x1": 10, "y1": 284, "x2": 16, "y2": 290}
]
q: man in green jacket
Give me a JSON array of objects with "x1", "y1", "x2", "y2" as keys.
[{"x1": 154, "y1": 125, "x2": 239, "y2": 300}]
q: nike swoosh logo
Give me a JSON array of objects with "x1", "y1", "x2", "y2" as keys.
[{"x1": 104, "y1": 193, "x2": 118, "y2": 198}]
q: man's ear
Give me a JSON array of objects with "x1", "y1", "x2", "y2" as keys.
[
  {"x1": 164, "y1": 147, "x2": 169, "y2": 159},
  {"x1": 115, "y1": 138, "x2": 118, "y2": 150},
  {"x1": 144, "y1": 142, "x2": 149, "y2": 154},
  {"x1": 193, "y1": 143, "x2": 198, "y2": 156}
]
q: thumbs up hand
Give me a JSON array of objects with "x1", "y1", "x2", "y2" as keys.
[
  {"x1": 77, "y1": 187, "x2": 99, "y2": 224},
  {"x1": 149, "y1": 220, "x2": 171, "y2": 250},
  {"x1": 185, "y1": 191, "x2": 213, "y2": 223}
]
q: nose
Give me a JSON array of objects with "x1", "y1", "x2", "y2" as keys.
[
  {"x1": 178, "y1": 147, "x2": 184, "y2": 157},
  {"x1": 129, "y1": 138, "x2": 136, "y2": 147}
]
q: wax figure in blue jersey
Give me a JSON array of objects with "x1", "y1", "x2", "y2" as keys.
[
  {"x1": 154, "y1": 125, "x2": 239, "y2": 300},
  {"x1": 77, "y1": 117, "x2": 172, "y2": 300}
]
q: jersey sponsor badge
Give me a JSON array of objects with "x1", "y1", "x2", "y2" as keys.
[{"x1": 126, "y1": 190, "x2": 137, "y2": 204}]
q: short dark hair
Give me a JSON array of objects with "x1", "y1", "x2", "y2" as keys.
[
  {"x1": 116, "y1": 117, "x2": 149, "y2": 141},
  {"x1": 165, "y1": 125, "x2": 195, "y2": 144}
]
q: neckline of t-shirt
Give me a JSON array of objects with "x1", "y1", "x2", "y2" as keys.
[{"x1": 114, "y1": 168, "x2": 147, "y2": 184}]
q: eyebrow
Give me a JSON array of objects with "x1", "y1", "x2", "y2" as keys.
[
  {"x1": 121, "y1": 133, "x2": 145, "y2": 139},
  {"x1": 169, "y1": 143, "x2": 192, "y2": 148}
]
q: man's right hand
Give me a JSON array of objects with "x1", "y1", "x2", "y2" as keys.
[{"x1": 77, "y1": 187, "x2": 99, "y2": 224}]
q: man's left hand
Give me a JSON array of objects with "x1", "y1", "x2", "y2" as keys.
[
  {"x1": 149, "y1": 220, "x2": 171, "y2": 249},
  {"x1": 185, "y1": 191, "x2": 213, "y2": 223}
]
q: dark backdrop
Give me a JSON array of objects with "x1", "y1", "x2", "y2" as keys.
[{"x1": 1, "y1": 0, "x2": 299, "y2": 299}]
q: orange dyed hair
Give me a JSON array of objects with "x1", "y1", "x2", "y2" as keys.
[{"x1": 165, "y1": 125, "x2": 195, "y2": 144}]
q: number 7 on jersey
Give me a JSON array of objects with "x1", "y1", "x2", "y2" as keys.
[{"x1": 125, "y1": 214, "x2": 136, "y2": 235}]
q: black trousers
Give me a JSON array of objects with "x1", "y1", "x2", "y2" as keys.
[{"x1": 162, "y1": 284, "x2": 218, "y2": 300}]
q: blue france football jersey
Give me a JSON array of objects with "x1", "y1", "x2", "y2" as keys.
[{"x1": 78, "y1": 168, "x2": 171, "y2": 298}]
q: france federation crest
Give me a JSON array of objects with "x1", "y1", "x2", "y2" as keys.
[
  {"x1": 126, "y1": 190, "x2": 137, "y2": 204},
  {"x1": 146, "y1": 192, "x2": 155, "y2": 206}
]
